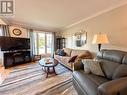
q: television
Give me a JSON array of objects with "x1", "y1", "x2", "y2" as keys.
[{"x1": 0, "y1": 36, "x2": 30, "y2": 51}]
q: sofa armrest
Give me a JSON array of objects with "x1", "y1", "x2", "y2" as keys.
[
  {"x1": 98, "y1": 77, "x2": 127, "y2": 95},
  {"x1": 73, "y1": 60, "x2": 84, "y2": 71}
]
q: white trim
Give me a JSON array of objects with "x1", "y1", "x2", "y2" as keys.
[{"x1": 65, "y1": 2, "x2": 127, "y2": 29}]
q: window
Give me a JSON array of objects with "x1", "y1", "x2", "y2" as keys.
[
  {"x1": 38, "y1": 33, "x2": 45, "y2": 54},
  {"x1": 33, "y1": 31, "x2": 53, "y2": 55}
]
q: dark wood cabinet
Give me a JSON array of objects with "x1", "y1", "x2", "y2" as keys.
[
  {"x1": 4, "y1": 51, "x2": 31, "y2": 68},
  {"x1": 56, "y1": 38, "x2": 66, "y2": 49}
]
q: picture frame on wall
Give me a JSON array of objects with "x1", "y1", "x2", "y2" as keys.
[
  {"x1": 12, "y1": 28, "x2": 22, "y2": 36},
  {"x1": 74, "y1": 30, "x2": 87, "y2": 47}
]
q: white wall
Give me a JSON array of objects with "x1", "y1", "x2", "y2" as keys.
[{"x1": 61, "y1": 4, "x2": 127, "y2": 54}]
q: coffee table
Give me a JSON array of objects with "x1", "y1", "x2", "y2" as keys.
[{"x1": 39, "y1": 58, "x2": 59, "y2": 78}]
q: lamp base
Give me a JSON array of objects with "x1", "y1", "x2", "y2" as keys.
[{"x1": 98, "y1": 44, "x2": 101, "y2": 51}]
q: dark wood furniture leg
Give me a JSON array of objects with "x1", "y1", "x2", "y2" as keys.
[
  {"x1": 46, "y1": 67, "x2": 49, "y2": 78},
  {"x1": 53, "y1": 67, "x2": 57, "y2": 75}
]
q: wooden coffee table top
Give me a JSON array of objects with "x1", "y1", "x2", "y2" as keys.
[{"x1": 39, "y1": 58, "x2": 58, "y2": 67}]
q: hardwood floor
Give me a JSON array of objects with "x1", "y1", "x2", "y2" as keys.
[{"x1": 0, "y1": 65, "x2": 11, "y2": 84}]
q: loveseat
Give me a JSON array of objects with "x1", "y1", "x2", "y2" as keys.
[
  {"x1": 54, "y1": 48, "x2": 92, "y2": 70},
  {"x1": 73, "y1": 49, "x2": 127, "y2": 95}
]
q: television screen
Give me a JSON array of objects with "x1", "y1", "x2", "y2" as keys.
[{"x1": 0, "y1": 36, "x2": 30, "y2": 51}]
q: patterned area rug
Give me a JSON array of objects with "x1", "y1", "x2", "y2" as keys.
[{"x1": 0, "y1": 62, "x2": 78, "y2": 95}]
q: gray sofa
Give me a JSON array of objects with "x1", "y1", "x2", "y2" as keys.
[{"x1": 73, "y1": 49, "x2": 127, "y2": 95}]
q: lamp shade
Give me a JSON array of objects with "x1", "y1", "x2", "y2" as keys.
[
  {"x1": 92, "y1": 33, "x2": 109, "y2": 44},
  {"x1": 0, "y1": 19, "x2": 6, "y2": 25}
]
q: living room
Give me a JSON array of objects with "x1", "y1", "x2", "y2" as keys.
[{"x1": 0, "y1": 0, "x2": 127, "y2": 95}]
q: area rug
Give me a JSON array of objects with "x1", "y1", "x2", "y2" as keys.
[{"x1": 0, "y1": 62, "x2": 78, "y2": 95}]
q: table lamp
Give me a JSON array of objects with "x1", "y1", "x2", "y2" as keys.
[{"x1": 92, "y1": 33, "x2": 109, "y2": 51}]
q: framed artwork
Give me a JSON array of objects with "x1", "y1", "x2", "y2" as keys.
[
  {"x1": 12, "y1": 28, "x2": 22, "y2": 36},
  {"x1": 74, "y1": 30, "x2": 87, "y2": 47}
]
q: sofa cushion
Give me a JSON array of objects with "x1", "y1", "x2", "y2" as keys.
[
  {"x1": 97, "y1": 49, "x2": 125, "y2": 64},
  {"x1": 112, "y1": 64, "x2": 127, "y2": 79},
  {"x1": 60, "y1": 56, "x2": 71, "y2": 63},
  {"x1": 63, "y1": 48, "x2": 72, "y2": 56},
  {"x1": 73, "y1": 71, "x2": 110, "y2": 95},
  {"x1": 60, "y1": 56, "x2": 72, "y2": 69},
  {"x1": 99, "y1": 59, "x2": 120, "y2": 79},
  {"x1": 54, "y1": 55, "x2": 62, "y2": 61}
]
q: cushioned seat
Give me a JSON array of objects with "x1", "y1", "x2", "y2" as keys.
[
  {"x1": 60, "y1": 56, "x2": 71, "y2": 64},
  {"x1": 73, "y1": 49, "x2": 127, "y2": 95},
  {"x1": 73, "y1": 70, "x2": 110, "y2": 95}
]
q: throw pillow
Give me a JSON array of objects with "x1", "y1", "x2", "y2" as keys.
[
  {"x1": 57, "y1": 49, "x2": 63, "y2": 55},
  {"x1": 78, "y1": 51, "x2": 91, "y2": 59},
  {"x1": 68, "y1": 55, "x2": 78, "y2": 63},
  {"x1": 112, "y1": 64, "x2": 127, "y2": 79},
  {"x1": 82, "y1": 59, "x2": 105, "y2": 76},
  {"x1": 55, "y1": 49, "x2": 60, "y2": 55},
  {"x1": 58, "y1": 50, "x2": 66, "y2": 56}
]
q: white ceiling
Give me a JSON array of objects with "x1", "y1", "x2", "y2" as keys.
[{"x1": 2, "y1": 0, "x2": 127, "y2": 32}]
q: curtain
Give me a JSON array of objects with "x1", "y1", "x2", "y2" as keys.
[
  {"x1": 0, "y1": 25, "x2": 10, "y2": 36},
  {"x1": 51, "y1": 32, "x2": 55, "y2": 58},
  {"x1": 28, "y1": 29, "x2": 36, "y2": 61},
  {"x1": 28, "y1": 30, "x2": 55, "y2": 58}
]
